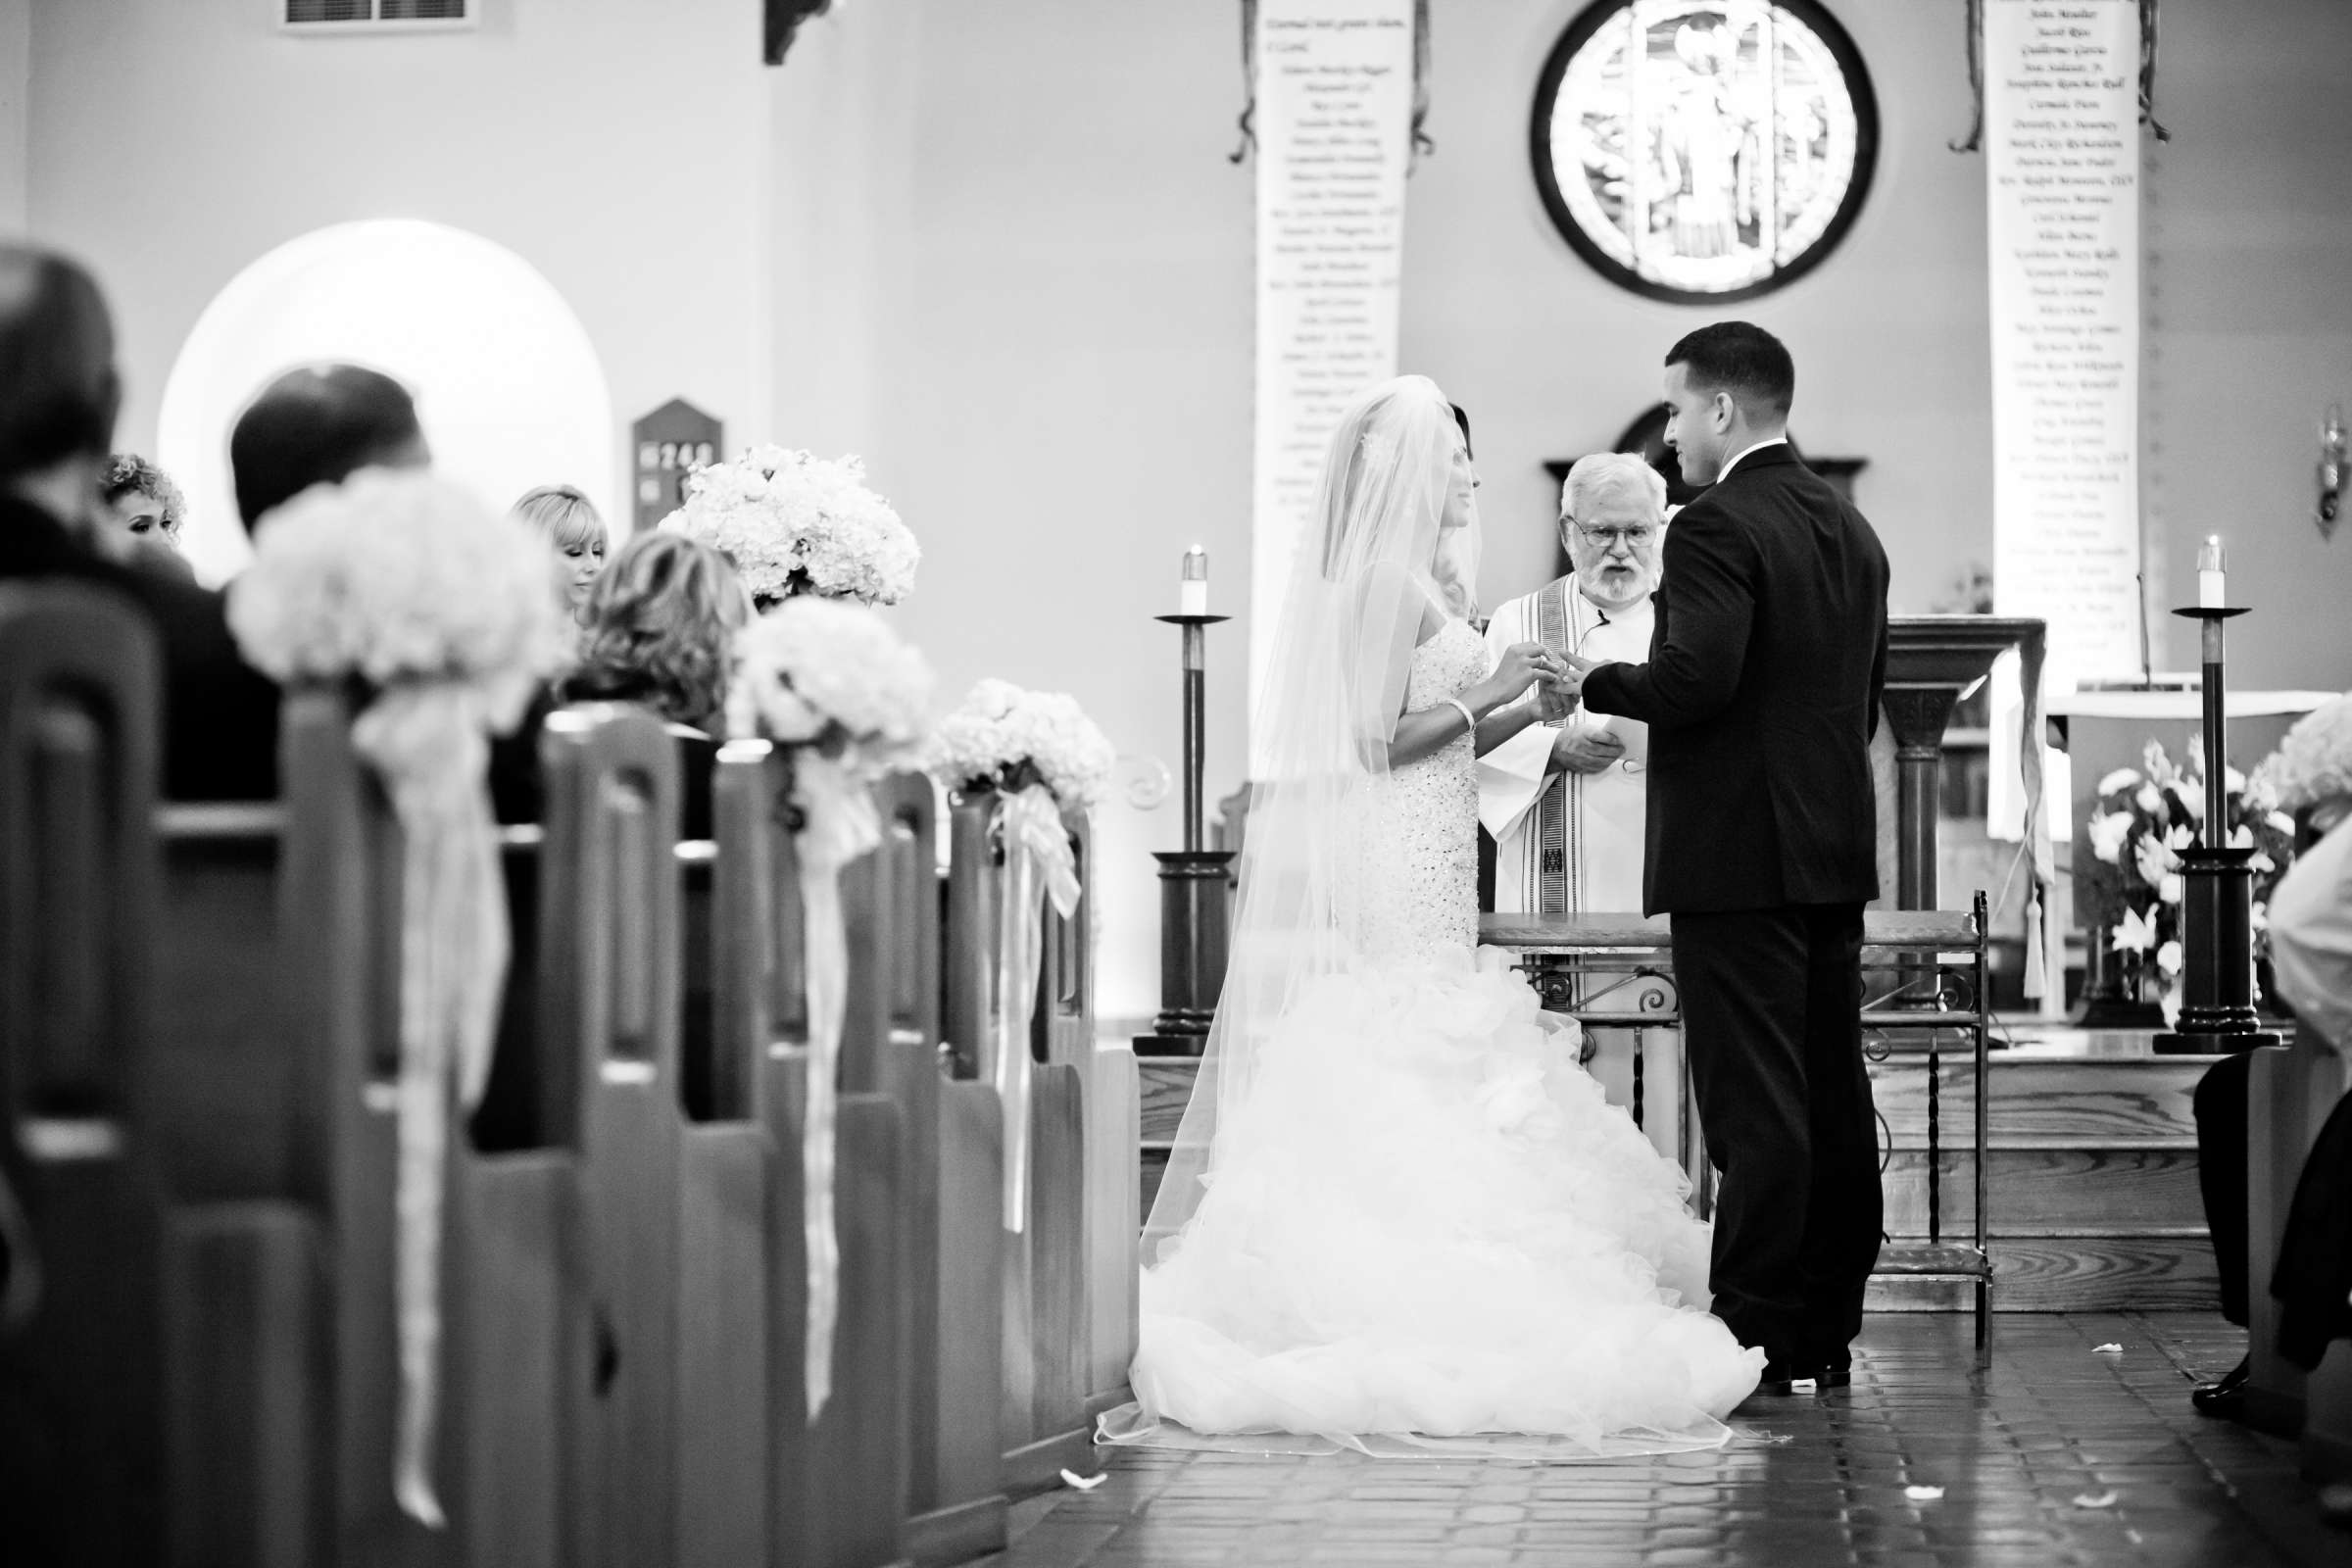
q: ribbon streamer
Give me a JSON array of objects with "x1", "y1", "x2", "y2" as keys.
[
  {"x1": 789, "y1": 754, "x2": 880, "y2": 1423},
  {"x1": 992, "y1": 785, "x2": 1081, "y2": 1233},
  {"x1": 350, "y1": 684, "x2": 509, "y2": 1530}
]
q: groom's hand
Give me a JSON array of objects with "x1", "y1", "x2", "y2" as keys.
[{"x1": 1550, "y1": 726, "x2": 1626, "y2": 775}]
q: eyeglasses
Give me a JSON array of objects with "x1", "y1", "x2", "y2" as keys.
[{"x1": 1567, "y1": 522, "x2": 1657, "y2": 551}]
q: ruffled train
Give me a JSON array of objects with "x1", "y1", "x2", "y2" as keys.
[{"x1": 1118, "y1": 946, "x2": 1762, "y2": 1455}]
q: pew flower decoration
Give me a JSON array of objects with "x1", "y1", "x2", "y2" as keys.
[
  {"x1": 227, "y1": 470, "x2": 567, "y2": 1529},
  {"x1": 727, "y1": 596, "x2": 932, "y2": 1421},
  {"x1": 2251, "y1": 694, "x2": 2352, "y2": 820},
  {"x1": 2082, "y1": 737, "x2": 2297, "y2": 1026},
  {"x1": 662, "y1": 444, "x2": 919, "y2": 608},
  {"x1": 927, "y1": 679, "x2": 1111, "y2": 1230}
]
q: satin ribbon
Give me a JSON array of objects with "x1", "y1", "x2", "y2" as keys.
[
  {"x1": 992, "y1": 784, "x2": 1081, "y2": 1233},
  {"x1": 349, "y1": 683, "x2": 509, "y2": 1530},
  {"x1": 789, "y1": 754, "x2": 880, "y2": 1423}
]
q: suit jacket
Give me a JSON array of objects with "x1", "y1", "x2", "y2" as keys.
[
  {"x1": 0, "y1": 492, "x2": 279, "y2": 801},
  {"x1": 1581, "y1": 444, "x2": 1889, "y2": 914}
]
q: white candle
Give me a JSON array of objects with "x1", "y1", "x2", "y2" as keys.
[
  {"x1": 2197, "y1": 534, "x2": 2226, "y2": 609},
  {"x1": 1180, "y1": 545, "x2": 1209, "y2": 616}
]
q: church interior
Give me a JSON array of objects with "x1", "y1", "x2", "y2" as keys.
[{"x1": 3, "y1": 1, "x2": 2351, "y2": 1565}]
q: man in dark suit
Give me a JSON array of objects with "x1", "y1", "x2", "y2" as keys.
[
  {"x1": 1562, "y1": 321, "x2": 1891, "y2": 1393},
  {"x1": 0, "y1": 243, "x2": 279, "y2": 801}
]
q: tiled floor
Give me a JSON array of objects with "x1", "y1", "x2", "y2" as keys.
[{"x1": 990, "y1": 1313, "x2": 2351, "y2": 1567}]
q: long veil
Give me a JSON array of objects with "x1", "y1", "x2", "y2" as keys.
[{"x1": 1145, "y1": 374, "x2": 1476, "y2": 1254}]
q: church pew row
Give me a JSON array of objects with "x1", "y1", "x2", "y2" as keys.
[{"x1": 2, "y1": 608, "x2": 1133, "y2": 1568}]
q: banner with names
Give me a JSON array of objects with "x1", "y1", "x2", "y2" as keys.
[
  {"x1": 1985, "y1": 0, "x2": 2143, "y2": 691},
  {"x1": 1250, "y1": 0, "x2": 1418, "y2": 754}
]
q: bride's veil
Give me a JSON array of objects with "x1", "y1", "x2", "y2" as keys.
[{"x1": 1146, "y1": 374, "x2": 1477, "y2": 1255}]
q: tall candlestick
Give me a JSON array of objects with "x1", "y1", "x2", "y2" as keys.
[{"x1": 1180, "y1": 545, "x2": 1209, "y2": 617}]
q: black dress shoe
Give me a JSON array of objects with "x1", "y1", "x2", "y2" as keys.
[
  {"x1": 2191, "y1": 1356, "x2": 2250, "y2": 1419},
  {"x1": 1751, "y1": 1360, "x2": 1817, "y2": 1396}
]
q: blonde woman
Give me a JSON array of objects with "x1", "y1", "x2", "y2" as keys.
[{"x1": 512, "y1": 482, "x2": 609, "y2": 614}]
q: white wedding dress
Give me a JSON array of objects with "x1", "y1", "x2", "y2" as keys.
[{"x1": 1126, "y1": 619, "x2": 1764, "y2": 1453}]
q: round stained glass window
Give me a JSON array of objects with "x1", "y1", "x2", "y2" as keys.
[{"x1": 1531, "y1": 0, "x2": 1879, "y2": 303}]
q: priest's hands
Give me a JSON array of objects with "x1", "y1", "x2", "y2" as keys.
[{"x1": 1550, "y1": 725, "x2": 1626, "y2": 775}]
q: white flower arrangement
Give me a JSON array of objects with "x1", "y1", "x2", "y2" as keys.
[
  {"x1": 2252, "y1": 692, "x2": 2352, "y2": 816},
  {"x1": 227, "y1": 469, "x2": 568, "y2": 722},
  {"x1": 727, "y1": 595, "x2": 933, "y2": 767},
  {"x1": 662, "y1": 443, "x2": 918, "y2": 607},
  {"x1": 928, "y1": 677, "x2": 1116, "y2": 810}
]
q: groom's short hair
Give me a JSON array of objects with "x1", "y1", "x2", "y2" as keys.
[
  {"x1": 1666, "y1": 321, "x2": 1793, "y2": 420},
  {"x1": 230, "y1": 364, "x2": 423, "y2": 532}
]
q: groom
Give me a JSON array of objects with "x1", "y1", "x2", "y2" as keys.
[{"x1": 1558, "y1": 322, "x2": 1889, "y2": 1394}]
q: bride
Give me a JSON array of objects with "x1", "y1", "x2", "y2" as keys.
[{"x1": 1118, "y1": 375, "x2": 1763, "y2": 1453}]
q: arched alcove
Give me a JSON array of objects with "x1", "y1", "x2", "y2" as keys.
[{"x1": 159, "y1": 220, "x2": 616, "y2": 585}]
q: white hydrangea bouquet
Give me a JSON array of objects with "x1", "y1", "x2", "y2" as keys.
[
  {"x1": 227, "y1": 469, "x2": 568, "y2": 1529},
  {"x1": 662, "y1": 443, "x2": 918, "y2": 608},
  {"x1": 725, "y1": 595, "x2": 931, "y2": 1421},
  {"x1": 2253, "y1": 692, "x2": 2352, "y2": 825},
  {"x1": 926, "y1": 678, "x2": 1112, "y2": 1230},
  {"x1": 927, "y1": 676, "x2": 1116, "y2": 811}
]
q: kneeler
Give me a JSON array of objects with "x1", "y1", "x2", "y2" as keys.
[
  {"x1": 718, "y1": 744, "x2": 913, "y2": 1568},
  {"x1": 0, "y1": 586, "x2": 166, "y2": 1567}
]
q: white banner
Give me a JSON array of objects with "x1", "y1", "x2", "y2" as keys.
[
  {"x1": 1985, "y1": 0, "x2": 2142, "y2": 691},
  {"x1": 1250, "y1": 0, "x2": 1417, "y2": 756}
]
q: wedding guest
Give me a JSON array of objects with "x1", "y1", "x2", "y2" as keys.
[
  {"x1": 0, "y1": 243, "x2": 277, "y2": 799},
  {"x1": 228, "y1": 363, "x2": 428, "y2": 530},
  {"x1": 2192, "y1": 699, "x2": 2352, "y2": 1417},
  {"x1": 564, "y1": 530, "x2": 749, "y2": 735},
  {"x1": 99, "y1": 452, "x2": 186, "y2": 551},
  {"x1": 512, "y1": 483, "x2": 609, "y2": 616}
]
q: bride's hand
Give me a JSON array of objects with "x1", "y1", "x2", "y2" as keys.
[{"x1": 1491, "y1": 641, "x2": 1561, "y2": 699}]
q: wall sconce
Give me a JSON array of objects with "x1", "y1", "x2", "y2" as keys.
[{"x1": 2319, "y1": 403, "x2": 2344, "y2": 542}]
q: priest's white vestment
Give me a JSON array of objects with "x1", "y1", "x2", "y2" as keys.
[{"x1": 1479, "y1": 575, "x2": 1654, "y2": 915}]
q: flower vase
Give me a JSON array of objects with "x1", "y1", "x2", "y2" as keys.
[{"x1": 2074, "y1": 932, "x2": 2166, "y2": 1029}]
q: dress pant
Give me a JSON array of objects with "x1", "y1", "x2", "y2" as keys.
[
  {"x1": 2192, "y1": 1050, "x2": 2254, "y2": 1327},
  {"x1": 1672, "y1": 902, "x2": 1882, "y2": 1366}
]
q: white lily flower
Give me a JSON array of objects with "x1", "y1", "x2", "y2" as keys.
[
  {"x1": 2088, "y1": 811, "x2": 2134, "y2": 864},
  {"x1": 2269, "y1": 810, "x2": 2298, "y2": 836},
  {"x1": 2112, "y1": 906, "x2": 2157, "y2": 954},
  {"x1": 2160, "y1": 872, "x2": 2183, "y2": 905},
  {"x1": 2166, "y1": 823, "x2": 2195, "y2": 852},
  {"x1": 2135, "y1": 782, "x2": 2163, "y2": 813},
  {"x1": 2097, "y1": 767, "x2": 2142, "y2": 797}
]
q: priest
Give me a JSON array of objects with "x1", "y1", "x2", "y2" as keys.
[{"x1": 1480, "y1": 452, "x2": 1668, "y2": 914}]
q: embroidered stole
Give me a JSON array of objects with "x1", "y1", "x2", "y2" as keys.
[{"x1": 1529, "y1": 579, "x2": 1603, "y2": 915}]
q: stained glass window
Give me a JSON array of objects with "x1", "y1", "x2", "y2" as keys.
[{"x1": 1531, "y1": 0, "x2": 1879, "y2": 302}]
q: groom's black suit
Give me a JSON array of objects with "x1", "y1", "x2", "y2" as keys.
[{"x1": 1581, "y1": 441, "x2": 1889, "y2": 1372}]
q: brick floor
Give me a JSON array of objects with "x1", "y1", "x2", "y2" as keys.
[{"x1": 988, "y1": 1313, "x2": 2352, "y2": 1567}]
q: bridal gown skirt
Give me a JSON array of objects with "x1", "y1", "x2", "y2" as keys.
[{"x1": 1122, "y1": 946, "x2": 1764, "y2": 1455}]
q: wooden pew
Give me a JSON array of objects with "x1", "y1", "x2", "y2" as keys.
[
  {"x1": 716, "y1": 742, "x2": 910, "y2": 1568},
  {"x1": 0, "y1": 584, "x2": 167, "y2": 1568},
  {"x1": 1043, "y1": 813, "x2": 1139, "y2": 1421},
  {"x1": 144, "y1": 687, "x2": 583, "y2": 1568},
  {"x1": 850, "y1": 773, "x2": 1008, "y2": 1566},
  {"x1": 2243, "y1": 1018, "x2": 2352, "y2": 1443},
  {"x1": 944, "y1": 790, "x2": 1101, "y2": 1496}
]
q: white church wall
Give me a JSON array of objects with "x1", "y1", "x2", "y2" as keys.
[
  {"x1": 23, "y1": 0, "x2": 773, "y2": 529},
  {"x1": 2142, "y1": 0, "x2": 2352, "y2": 694}
]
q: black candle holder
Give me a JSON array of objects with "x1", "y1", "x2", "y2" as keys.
[
  {"x1": 1137, "y1": 613, "x2": 1236, "y2": 1057},
  {"x1": 2152, "y1": 604, "x2": 2283, "y2": 1055}
]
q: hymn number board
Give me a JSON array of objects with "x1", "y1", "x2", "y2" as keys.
[{"x1": 632, "y1": 397, "x2": 723, "y2": 533}]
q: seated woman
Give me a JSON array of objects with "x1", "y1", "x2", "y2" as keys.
[
  {"x1": 98, "y1": 453, "x2": 190, "y2": 558},
  {"x1": 511, "y1": 482, "x2": 609, "y2": 619},
  {"x1": 561, "y1": 530, "x2": 751, "y2": 836}
]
